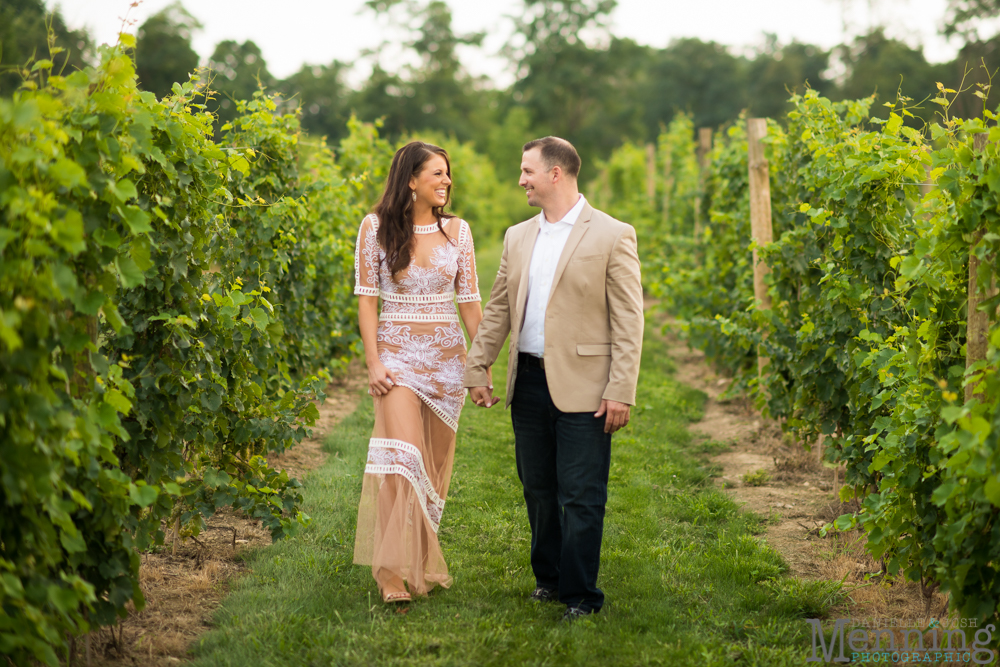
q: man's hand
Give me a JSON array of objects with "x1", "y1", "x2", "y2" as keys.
[
  {"x1": 594, "y1": 399, "x2": 630, "y2": 434},
  {"x1": 470, "y1": 386, "x2": 500, "y2": 408}
]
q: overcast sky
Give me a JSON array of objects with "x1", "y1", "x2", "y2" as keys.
[{"x1": 53, "y1": 0, "x2": 983, "y2": 87}]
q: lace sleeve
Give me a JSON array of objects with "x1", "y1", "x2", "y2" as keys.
[
  {"x1": 354, "y1": 214, "x2": 380, "y2": 296},
  {"x1": 455, "y1": 219, "x2": 481, "y2": 303}
]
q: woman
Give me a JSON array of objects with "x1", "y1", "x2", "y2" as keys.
[{"x1": 352, "y1": 141, "x2": 486, "y2": 603}]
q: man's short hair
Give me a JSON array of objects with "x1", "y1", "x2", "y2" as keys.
[{"x1": 522, "y1": 136, "x2": 581, "y2": 179}]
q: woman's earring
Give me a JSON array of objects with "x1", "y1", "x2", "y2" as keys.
[{"x1": 411, "y1": 191, "x2": 417, "y2": 202}]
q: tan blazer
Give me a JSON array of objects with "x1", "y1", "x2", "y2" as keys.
[{"x1": 463, "y1": 202, "x2": 644, "y2": 412}]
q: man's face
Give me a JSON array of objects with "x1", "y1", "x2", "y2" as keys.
[{"x1": 519, "y1": 147, "x2": 552, "y2": 208}]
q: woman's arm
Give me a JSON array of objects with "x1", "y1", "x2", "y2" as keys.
[
  {"x1": 359, "y1": 295, "x2": 395, "y2": 396},
  {"x1": 458, "y1": 301, "x2": 484, "y2": 343},
  {"x1": 458, "y1": 301, "x2": 493, "y2": 393}
]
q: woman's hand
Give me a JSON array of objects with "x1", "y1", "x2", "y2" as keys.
[
  {"x1": 471, "y1": 367, "x2": 499, "y2": 407},
  {"x1": 367, "y1": 360, "x2": 397, "y2": 397}
]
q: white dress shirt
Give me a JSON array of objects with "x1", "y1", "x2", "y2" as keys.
[{"x1": 519, "y1": 194, "x2": 587, "y2": 357}]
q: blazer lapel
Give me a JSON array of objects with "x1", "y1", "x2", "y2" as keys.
[
  {"x1": 514, "y1": 218, "x2": 540, "y2": 329},
  {"x1": 548, "y1": 203, "x2": 593, "y2": 299}
]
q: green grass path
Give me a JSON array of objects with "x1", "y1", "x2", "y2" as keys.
[{"x1": 188, "y1": 247, "x2": 842, "y2": 666}]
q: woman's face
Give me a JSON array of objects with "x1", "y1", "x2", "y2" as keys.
[{"x1": 409, "y1": 154, "x2": 451, "y2": 209}]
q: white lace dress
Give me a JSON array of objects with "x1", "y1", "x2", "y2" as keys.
[{"x1": 351, "y1": 214, "x2": 479, "y2": 596}]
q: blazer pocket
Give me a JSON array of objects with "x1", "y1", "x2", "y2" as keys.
[
  {"x1": 572, "y1": 253, "x2": 604, "y2": 263},
  {"x1": 577, "y1": 343, "x2": 612, "y2": 356}
]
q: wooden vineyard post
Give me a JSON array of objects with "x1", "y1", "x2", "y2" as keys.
[
  {"x1": 662, "y1": 146, "x2": 674, "y2": 231},
  {"x1": 698, "y1": 127, "x2": 713, "y2": 159},
  {"x1": 747, "y1": 118, "x2": 773, "y2": 380},
  {"x1": 693, "y1": 127, "x2": 712, "y2": 237},
  {"x1": 645, "y1": 143, "x2": 656, "y2": 204},
  {"x1": 966, "y1": 133, "x2": 998, "y2": 402}
]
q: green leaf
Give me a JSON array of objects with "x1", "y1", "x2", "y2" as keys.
[
  {"x1": 51, "y1": 209, "x2": 86, "y2": 254},
  {"x1": 958, "y1": 415, "x2": 991, "y2": 441},
  {"x1": 899, "y1": 255, "x2": 922, "y2": 279},
  {"x1": 109, "y1": 178, "x2": 138, "y2": 202},
  {"x1": 202, "y1": 390, "x2": 222, "y2": 412},
  {"x1": 0, "y1": 573, "x2": 24, "y2": 600},
  {"x1": 901, "y1": 126, "x2": 923, "y2": 143},
  {"x1": 870, "y1": 390, "x2": 890, "y2": 411},
  {"x1": 120, "y1": 205, "x2": 153, "y2": 234},
  {"x1": 885, "y1": 113, "x2": 902, "y2": 136},
  {"x1": 105, "y1": 388, "x2": 132, "y2": 415},
  {"x1": 49, "y1": 158, "x2": 87, "y2": 189},
  {"x1": 129, "y1": 483, "x2": 158, "y2": 508},
  {"x1": 74, "y1": 290, "x2": 106, "y2": 316},
  {"x1": 203, "y1": 468, "x2": 232, "y2": 489},
  {"x1": 987, "y1": 164, "x2": 1000, "y2": 194},
  {"x1": 985, "y1": 478, "x2": 1000, "y2": 507},
  {"x1": 103, "y1": 303, "x2": 126, "y2": 333},
  {"x1": 230, "y1": 290, "x2": 251, "y2": 306},
  {"x1": 94, "y1": 400, "x2": 119, "y2": 429},
  {"x1": 266, "y1": 320, "x2": 285, "y2": 343},
  {"x1": 130, "y1": 235, "x2": 153, "y2": 270},
  {"x1": 115, "y1": 254, "x2": 145, "y2": 288},
  {"x1": 0, "y1": 309, "x2": 23, "y2": 351},
  {"x1": 94, "y1": 227, "x2": 122, "y2": 249},
  {"x1": 230, "y1": 154, "x2": 251, "y2": 176},
  {"x1": 932, "y1": 480, "x2": 959, "y2": 505},
  {"x1": 299, "y1": 402, "x2": 320, "y2": 424},
  {"x1": 47, "y1": 585, "x2": 81, "y2": 613},
  {"x1": 0, "y1": 227, "x2": 16, "y2": 253},
  {"x1": 250, "y1": 307, "x2": 269, "y2": 330},
  {"x1": 59, "y1": 528, "x2": 86, "y2": 554},
  {"x1": 871, "y1": 451, "x2": 892, "y2": 472},
  {"x1": 833, "y1": 514, "x2": 855, "y2": 531},
  {"x1": 942, "y1": 406, "x2": 964, "y2": 424}
]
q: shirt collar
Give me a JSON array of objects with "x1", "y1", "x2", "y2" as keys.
[{"x1": 539, "y1": 194, "x2": 586, "y2": 229}]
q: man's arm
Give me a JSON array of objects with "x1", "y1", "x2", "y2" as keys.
[
  {"x1": 602, "y1": 224, "x2": 644, "y2": 406},
  {"x1": 464, "y1": 230, "x2": 513, "y2": 389}
]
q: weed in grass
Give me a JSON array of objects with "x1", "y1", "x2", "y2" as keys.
[
  {"x1": 742, "y1": 468, "x2": 771, "y2": 487},
  {"x1": 696, "y1": 438, "x2": 733, "y2": 455},
  {"x1": 760, "y1": 579, "x2": 844, "y2": 619}
]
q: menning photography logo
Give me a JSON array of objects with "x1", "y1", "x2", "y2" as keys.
[{"x1": 805, "y1": 618, "x2": 997, "y2": 664}]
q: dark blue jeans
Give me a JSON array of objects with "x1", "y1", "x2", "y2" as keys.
[{"x1": 511, "y1": 353, "x2": 612, "y2": 612}]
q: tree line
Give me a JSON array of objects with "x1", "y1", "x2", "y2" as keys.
[{"x1": 3, "y1": 0, "x2": 1000, "y2": 176}]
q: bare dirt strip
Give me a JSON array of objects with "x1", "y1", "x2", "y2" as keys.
[
  {"x1": 664, "y1": 333, "x2": 955, "y2": 633},
  {"x1": 84, "y1": 366, "x2": 367, "y2": 667}
]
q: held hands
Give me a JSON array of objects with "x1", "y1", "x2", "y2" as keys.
[
  {"x1": 367, "y1": 360, "x2": 397, "y2": 397},
  {"x1": 470, "y1": 368, "x2": 500, "y2": 408},
  {"x1": 595, "y1": 399, "x2": 630, "y2": 434},
  {"x1": 470, "y1": 386, "x2": 500, "y2": 408}
]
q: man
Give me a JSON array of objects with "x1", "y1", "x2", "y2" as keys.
[{"x1": 464, "y1": 137, "x2": 644, "y2": 621}]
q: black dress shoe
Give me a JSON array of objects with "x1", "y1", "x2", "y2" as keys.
[
  {"x1": 561, "y1": 606, "x2": 593, "y2": 622},
  {"x1": 530, "y1": 586, "x2": 558, "y2": 602}
]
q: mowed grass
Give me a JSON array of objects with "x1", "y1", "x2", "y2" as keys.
[{"x1": 187, "y1": 245, "x2": 843, "y2": 666}]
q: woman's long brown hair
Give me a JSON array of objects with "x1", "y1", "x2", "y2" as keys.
[{"x1": 374, "y1": 141, "x2": 455, "y2": 276}]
